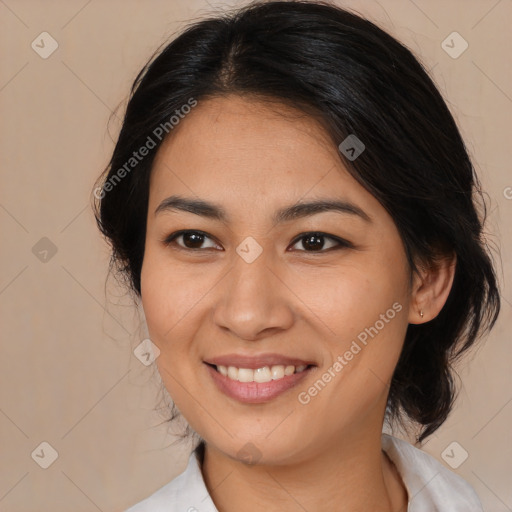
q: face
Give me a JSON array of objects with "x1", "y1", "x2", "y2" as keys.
[{"x1": 141, "y1": 95, "x2": 414, "y2": 465}]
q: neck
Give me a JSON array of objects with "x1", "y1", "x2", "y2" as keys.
[{"x1": 200, "y1": 429, "x2": 408, "y2": 512}]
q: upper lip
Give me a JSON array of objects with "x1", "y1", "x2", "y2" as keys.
[{"x1": 204, "y1": 353, "x2": 316, "y2": 369}]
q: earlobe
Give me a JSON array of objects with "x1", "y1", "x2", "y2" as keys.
[{"x1": 408, "y1": 253, "x2": 457, "y2": 324}]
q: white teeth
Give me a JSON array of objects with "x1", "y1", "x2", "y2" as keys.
[
  {"x1": 284, "y1": 365, "x2": 295, "y2": 376},
  {"x1": 227, "y1": 366, "x2": 238, "y2": 380},
  {"x1": 215, "y1": 364, "x2": 308, "y2": 383},
  {"x1": 254, "y1": 366, "x2": 272, "y2": 383},
  {"x1": 271, "y1": 365, "x2": 284, "y2": 380},
  {"x1": 238, "y1": 368, "x2": 254, "y2": 382}
]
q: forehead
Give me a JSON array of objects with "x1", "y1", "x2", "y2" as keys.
[{"x1": 149, "y1": 95, "x2": 381, "y2": 220}]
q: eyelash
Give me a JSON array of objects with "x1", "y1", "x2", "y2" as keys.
[{"x1": 161, "y1": 230, "x2": 354, "y2": 253}]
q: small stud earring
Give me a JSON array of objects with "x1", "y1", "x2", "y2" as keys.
[{"x1": 420, "y1": 310, "x2": 424, "y2": 318}]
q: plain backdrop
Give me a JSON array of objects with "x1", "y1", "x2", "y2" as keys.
[{"x1": 1, "y1": 1, "x2": 511, "y2": 511}]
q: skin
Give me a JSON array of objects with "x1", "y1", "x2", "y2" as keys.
[{"x1": 140, "y1": 95, "x2": 456, "y2": 511}]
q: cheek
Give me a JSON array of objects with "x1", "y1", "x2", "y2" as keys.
[
  {"x1": 297, "y1": 254, "x2": 410, "y2": 407},
  {"x1": 296, "y1": 261, "x2": 404, "y2": 338},
  {"x1": 140, "y1": 254, "x2": 202, "y2": 411},
  {"x1": 141, "y1": 245, "x2": 207, "y2": 341},
  {"x1": 141, "y1": 251, "x2": 190, "y2": 383},
  {"x1": 335, "y1": 262, "x2": 408, "y2": 363}
]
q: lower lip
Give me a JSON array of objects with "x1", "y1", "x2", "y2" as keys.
[{"x1": 205, "y1": 363, "x2": 313, "y2": 404}]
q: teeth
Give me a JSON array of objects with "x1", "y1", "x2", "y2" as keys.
[
  {"x1": 284, "y1": 365, "x2": 295, "y2": 376},
  {"x1": 215, "y1": 364, "x2": 308, "y2": 383},
  {"x1": 254, "y1": 366, "x2": 271, "y2": 383},
  {"x1": 238, "y1": 368, "x2": 253, "y2": 382},
  {"x1": 271, "y1": 365, "x2": 284, "y2": 380}
]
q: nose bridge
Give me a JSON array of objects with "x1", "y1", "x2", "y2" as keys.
[
  {"x1": 212, "y1": 242, "x2": 294, "y2": 340},
  {"x1": 230, "y1": 244, "x2": 275, "y2": 295}
]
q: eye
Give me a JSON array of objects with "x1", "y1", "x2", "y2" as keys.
[
  {"x1": 162, "y1": 230, "x2": 222, "y2": 251},
  {"x1": 161, "y1": 230, "x2": 353, "y2": 253},
  {"x1": 288, "y1": 232, "x2": 353, "y2": 252}
]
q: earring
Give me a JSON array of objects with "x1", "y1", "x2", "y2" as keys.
[{"x1": 420, "y1": 309, "x2": 424, "y2": 318}]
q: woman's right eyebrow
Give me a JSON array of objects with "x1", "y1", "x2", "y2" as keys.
[{"x1": 154, "y1": 194, "x2": 372, "y2": 225}]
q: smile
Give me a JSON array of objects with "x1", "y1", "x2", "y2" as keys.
[
  {"x1": 204, "y1": 356, "x2": 316, "y2": 403},
  {"x1": 214, "y1": 364, "x2": 308, "y2": 383}
]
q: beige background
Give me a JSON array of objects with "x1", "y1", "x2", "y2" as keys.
[{"x1": 0, "y1": 0, "x2": 511, "y2": 510}]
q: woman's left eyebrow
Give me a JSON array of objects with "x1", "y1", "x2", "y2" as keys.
[{"x1": 155, "y1": 195, "x2": 372, "y2": 225}]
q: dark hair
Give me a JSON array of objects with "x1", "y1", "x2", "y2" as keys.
[{"x1": 94, "y1": 0, "x2": 500, "y2": 442}]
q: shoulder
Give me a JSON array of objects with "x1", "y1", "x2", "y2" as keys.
[
  {"x1": 382, "y1": 434, "x2": 483, "y2": 512},
  {"x1": 124, "y1": 450, "x2": 217, "y2": 512}
]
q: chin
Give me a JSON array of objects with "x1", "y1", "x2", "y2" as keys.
[{"x1": 201, "y1": 426, "x2": 310, "y2": 467}]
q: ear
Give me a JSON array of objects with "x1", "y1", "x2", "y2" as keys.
[{"x1": 408, "y1": 252, "x2": 457, "y2": 324}]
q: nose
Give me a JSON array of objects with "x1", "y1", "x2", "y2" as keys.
[{"x1": 211, "y1": 249, "x2": 295, "y2": 341}]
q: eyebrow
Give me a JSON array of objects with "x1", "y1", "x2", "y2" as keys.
[{"x1": 154, "y1": 194, "x2": 372, "y2": 225}]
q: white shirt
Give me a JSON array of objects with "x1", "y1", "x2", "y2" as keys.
[{"x1": 125, "y1": 433, "x2": 483, "y2": 511}]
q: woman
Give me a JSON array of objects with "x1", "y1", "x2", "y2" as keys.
[{"x1": 94, "y1": 1, "x2": 500, "y2": 510}]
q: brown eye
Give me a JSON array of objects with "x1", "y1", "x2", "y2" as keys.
[
  {"x1": 181, "y1": 232, "x2": 207, "y2": 249},
  {"x1": 162, "y1": 230, "x2": 352, "y2": 253},
  {"x1": 289, "y1": 232, "x2": 352, "y2": 252},
  {"x1": 163, "y1": 230, "x2": 221, "y2": 251}
]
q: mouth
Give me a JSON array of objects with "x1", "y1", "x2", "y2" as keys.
[
  {"x1": 206, "y1": 362, "x2": 311, "y2": 382},
  {"x1": 203, "y1": 354, "x2": 316, "y2": 403}
]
